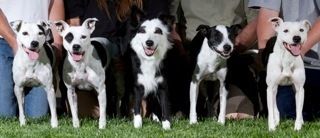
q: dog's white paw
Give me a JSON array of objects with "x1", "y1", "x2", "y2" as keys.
[
  {"x1": 152, "y1": 113, "x2": 160, "y2": 122},
  {"x1": 99, "y1": 120, "x2": 106, "y2": 129},
  {"x1": 268, "y1": 123, "x2": 276, "y2": 131},
  {"x1": 294, "y1": 120, "x2": 303, "y2": 131},
  {"x1": 133, "y1": 115, "x2": 142, "y2": 128},
  {"x1": 51, "y1": 119, "x2": 58, "y2": 128},
  {"x1": 189, "y1": 114, "x2": 198, "y2": 124},
  {"x1": 19, "y1": 117, "x2": 26, "y2": 126},
  {"x1": 217, "y1": 116, "x2": 225, "y2": 125},
  {"x1": 73, "y1": 119, "x2": 80, "y2": 128},
  {"x1": 162, "y1": 120, "x2": 171, "y2": 130}
]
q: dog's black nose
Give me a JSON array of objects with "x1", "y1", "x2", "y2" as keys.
[
  {"x1": 31, "y1": 41, "x2": 39, "y2": 48},
  {"x1": 146, "y1": 40, "x2": 154, "y2": 47},
  {"x1": 72, "y1": 44, "x2": 81, "y2": 51},
  {"x1": 293, "y1": 36, "x2": 301, "y2": 43},
  {"x1": 223, "y1": 44, "x2": 232, "y2": 51}
]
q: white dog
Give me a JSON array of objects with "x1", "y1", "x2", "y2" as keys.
[
  {"x1": 11, "y1": 20, "x2": 58, "y2": 128},
  {"x1": 54, "y1": 18, "x2": 108, "y2": 129},
  {"x1": 266, "y1": 17, "x2": 311, "y2": 131}
]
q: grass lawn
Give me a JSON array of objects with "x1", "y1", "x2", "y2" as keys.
[{"x1": 0, "y1": 116, "x2": 320, "y2": 137}]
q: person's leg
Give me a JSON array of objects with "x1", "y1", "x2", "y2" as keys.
[
  {"x1": 24, "y1": 87, "x2": 49, "y2": 118},
  {"x1": 0, "y1": 39, "x2": 17, "y2": 117},
  {"x1": 303, "y1": 68, "x2": 320, "y2": 121},
  {"x1": 276, "y1": 86, "x2": 296, "y2": 119}
]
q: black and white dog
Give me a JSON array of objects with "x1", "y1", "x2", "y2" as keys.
[
  {"x1": 129, "y1": 17, "x2": 173, "y2": 130},
  {"x1": 54, "y1": 18, "x2": 108, "y2": 129},
  {"x1": 11, "y1": 20, "x2": 58, "y2": 127},
  {"x1": 188, "y1": 24, "x2": 240, "y2": 125},
  {"x1": 264, "y1": 17, "x2": 310, "y2": 131}
]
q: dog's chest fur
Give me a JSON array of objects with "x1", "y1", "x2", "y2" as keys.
[
  {"x1": 13, "y1": 48, "x2": 52, "y2": 86},
  {"x1": 63, "y1": 47, "x2": 105, "y2": 90},
  {"x1": 269, "y1": 40, "x2": 304, "y2": 85},
  {"x1": 137, "y1": 58, "x2": 164, "y2": 96},
  {"x1": 195, "y1": 39, "x2": 227, "y2": 81}
]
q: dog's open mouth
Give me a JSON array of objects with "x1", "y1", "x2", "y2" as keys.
[
  {"x1": 283, "y1": 42, "x2": 301, "y2": 56},
  {"x1": 23, "y1": 46, "x2": 39, "y2": 60},
  {"x1": 71, "y1": 51, "x2": 85, "y2": 62},
  {"x1": 143, "y1": 47, "x2": 157, "y2": 56},
  {"x1": 213, "y1": 47, "x2": 231, "y2": 58}
]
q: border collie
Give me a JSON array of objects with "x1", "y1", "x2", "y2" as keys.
[{"x1": 130, "y1": 16, "x2": 173, "y2": 130}]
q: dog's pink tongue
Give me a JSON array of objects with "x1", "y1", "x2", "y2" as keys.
[
  {"x1": 72, "y1": 53, "x2": 83, "y2": 62},
  {"x1": 145, "y1": 48, "x2": 155, "y2": 56},
  {"x1": 26, "y1": 49, "x2": 39, "y2": 60},
  {"x1": 289, "y1": 44, "x2": 301, "y2": 56}
]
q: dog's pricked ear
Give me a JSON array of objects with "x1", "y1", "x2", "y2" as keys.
[
  {"x1": 196, "y1": 24, "x2": 210, "y2": 36},
  {"x1": 82, "y1": 18, "x2": 98, "y2": 33},
  {"x1": 301, "y1": 20, "x2": 311, "y2": 31},
  {"x1": 10, "y1": 20, "x2": 23, "y2": 32},
  {"x1": 269, "y1": 17, "x2": 283, "y2": 30},
  {"x1": 54, "y1": 20, "x2": 69, "y2": 35}
]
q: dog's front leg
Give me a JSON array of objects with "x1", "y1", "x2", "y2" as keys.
[
  {"x1": 158, "y1": 81, "x2": 170, "y2": 130},
  {"x1": 96, "y1": 83, "x2": 107, "y2": 129},
  {"x1": 292, "y1": 69, "x2": 305, "y2": 131},
  {"x1": 45, "y1": 84, "x2": 58, "y2": 128},
  {"x1": 66, "y1": 86, "x2": 80, "y2": 128},
  {"x1": 217, "y1": 68, "x2": 228, "y2": 125},
  {"x1": 189, "y1": 80, "x2": 199, "y2": 124},
  {"x1": 14, "y1": 85, "x2": 26, "y2": 126},
  {"x1": 133, "y1": 85, "x2": 144, "y2": 128},
  {"x1": 266, "y1": 83, "x2": 278, "y2": 131}
]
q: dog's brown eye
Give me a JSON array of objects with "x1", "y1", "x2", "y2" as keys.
[
  {"x1": 38, "y1": 32, "x2": 44, "y2": 35},
  {"x1": 155, "y1": 28, "x2": 163, "y2": 35},
  {"x1": 300, "y1": 28, "x2": 304, "y2": 32},
  {"x1": 284, "y1": 29, "x2": 289, "y2": 33},
  {"x1": 81, "y1": 35, "x2": 87, "y2": 39},
  {"x1": 22, "y1": 32, "x2": 28, "y2": 35}
]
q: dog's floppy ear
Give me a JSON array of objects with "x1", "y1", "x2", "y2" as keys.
[
  {"x1": 228, "y1": 24, "x2": 242, "y2": 42},
  {"x1": 158, "y1": 14, "x2": 175, "y2": 32},
  {"x1": 10, "y1": 20, "x2": 23, "y2": 32},
  {"x1": 38, "y1": 21, "x2": 51, "y2": 31},
  {"x1": 301, "y1": 20, "x2": 311, "y2": 31},
  {"x1": 38, "y1": 21, "x2": 54, "y2": 43},
  {"x1": 53, "y1": 20, "x2": 69, "y2": 35},
  {"x1": 196, "y1": 24, "x2": 210, "y2": 36},
  {"x1": 269, "y1": 17, "x2": 283, "y2": 30},
  {"x1": 229, "y1": 24, "x2": 242, "y2": 35},
  {"x1": 82, "y1": 18, "x2": 98, "y2": 33}
]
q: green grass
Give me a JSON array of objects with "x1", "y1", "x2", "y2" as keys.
[{"x1": 0, "y1": 116, "x2": 320, "y2": 137}]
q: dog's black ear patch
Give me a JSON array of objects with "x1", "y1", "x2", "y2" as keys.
[
  {"x1": 196, "y1": 24, "x2": 210, "y2": 36},
  {"x1": 65, "y1": 32, "x2": 74, "y2": 43},
  {"x1": 228, "y1": 24, "x2": 242, "y2": 42},
  {"x1": 158, "y1": 14, "x2": 175, "y2": 32},
  {"x1": 37, "y1": 25, "x2": 45, "y2": 35},
  {"x1": 10, "y1": 20, "x2": 23, "y2": 32},
  {"x1": 54, "y1": 21, "x2": 67, "y2": 33}
]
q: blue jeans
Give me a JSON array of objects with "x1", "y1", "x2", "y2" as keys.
[
  {"x1": 0, "y1": 39, "x2": 48, "y2": 118},
  {"x1": 277, "y1": 68, "x2": 320, "y2": 120}
]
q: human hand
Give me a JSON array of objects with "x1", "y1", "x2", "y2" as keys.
[{"x1": 170, "y1": 23, "x2": 182, "y2": 42}]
